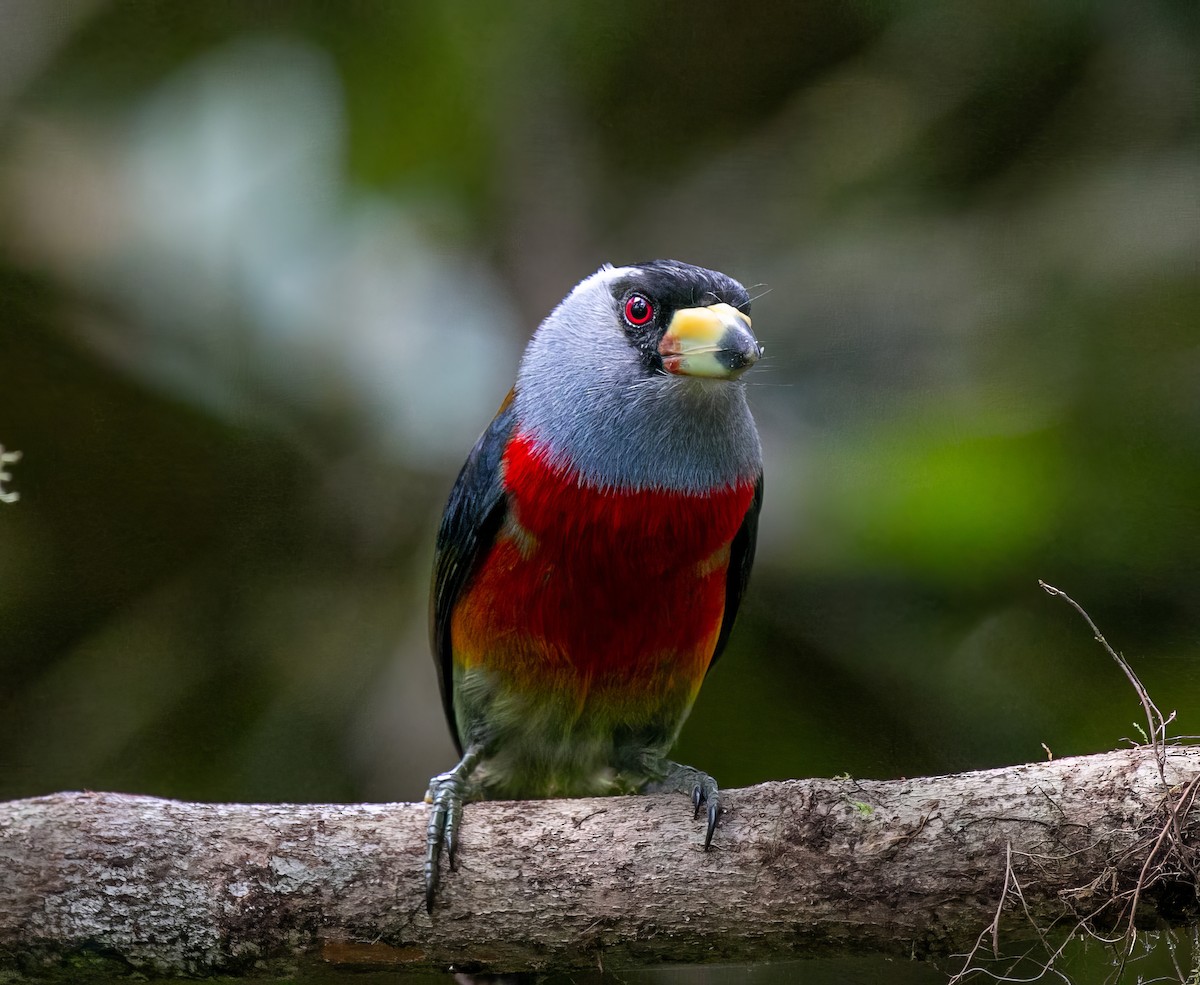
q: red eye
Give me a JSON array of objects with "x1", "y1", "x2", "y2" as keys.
[{"x1": 624, "y1": 294, "x2": 654, "y2": 327}]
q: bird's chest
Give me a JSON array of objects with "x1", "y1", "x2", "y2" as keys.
[
  {"x1": 502, "y1": 431, "x2": 751, "y2": 571},
  {"x1": 451, "y1": 434, "x2": 754, "y2": 685}
]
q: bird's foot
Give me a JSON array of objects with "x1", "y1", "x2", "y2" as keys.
[
  {"x1": 424, "y1": 745, "x2": 481, "y2": 912},
  {"x1": 647, "y1": 762, "x2": 720, "y2": 849}
]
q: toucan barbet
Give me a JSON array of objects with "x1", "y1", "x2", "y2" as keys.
[{"x1": 425, "y1": 259, "x2": 763, "y2": 909}]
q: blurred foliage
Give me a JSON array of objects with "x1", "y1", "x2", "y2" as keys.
[{"x1": 0, "y1": 1, "x2": 1197, "y2": 982}]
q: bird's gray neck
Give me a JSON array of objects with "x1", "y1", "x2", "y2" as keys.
[{"x1": 514, "y1": 361, "x2": 761, "y2": 493}]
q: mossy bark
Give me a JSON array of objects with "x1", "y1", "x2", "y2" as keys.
[{"x1": 1, "y1": 747, "x2": 1197, "y2": 980}]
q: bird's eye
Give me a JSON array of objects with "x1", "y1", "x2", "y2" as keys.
[{"x1": 624, "y1": 294, "x2": 654, "y2": 327}]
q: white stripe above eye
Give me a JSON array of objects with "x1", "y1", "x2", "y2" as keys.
[{"x1": 573, "y1": 264, "x2": 638, "y2": 294}]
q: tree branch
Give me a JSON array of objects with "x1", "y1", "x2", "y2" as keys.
[{"x1": 2, "y1": 747, "x2": 1197, "y2": 980}]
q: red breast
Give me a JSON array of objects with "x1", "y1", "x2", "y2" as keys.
[{"x1": 451, "y1": 432, "x2": 756, "y2": 689}]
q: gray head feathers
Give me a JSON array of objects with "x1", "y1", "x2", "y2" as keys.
[{"x1": 513, "y1": 262, "x2": 762, "y2": 492}]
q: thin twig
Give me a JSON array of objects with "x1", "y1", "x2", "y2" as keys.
[
  {"x1": 1039, "y1": 580, "x2": 1168, "y2": 782},
  {"x1": 991, "y1": 840, "x2": 1014, "y2": 958}
]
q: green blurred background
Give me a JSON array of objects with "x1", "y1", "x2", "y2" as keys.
[{"x1": 0, "y1": 1, "x2": 1196, "y2": 982}]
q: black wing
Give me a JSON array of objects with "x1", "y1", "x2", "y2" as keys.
[
  {"x1": 429, "y1": 392, "x2": 517, "y2": 753},
  {"x1": 707, "y1": 473, "x2": 763, "y2": 673}
]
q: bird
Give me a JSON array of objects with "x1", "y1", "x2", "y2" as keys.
[{"x1": 425, "y1": 259, "x2": 763, "y2": 911}]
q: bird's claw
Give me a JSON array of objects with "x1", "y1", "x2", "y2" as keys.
[
  {"x1": 424, "y1": 745, "x2": 481, "y2": 913},
  {"x1": 424, "y1": 772, "x2": 462, "y2": 912},
  {"x1": 654, "y1": 762, "x2": 721, "y2": 850},
  {"x1": 692, "y1": 776, "x2": 719, "y2": 848}
]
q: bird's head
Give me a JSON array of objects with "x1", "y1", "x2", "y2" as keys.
[
  {"x1": 529, "y1": 260, "x2": 761, "y2": 386},
  {"x1": 603, "y1": 260, "x2": 761, "y2": 380},
  {"x1": 514, "y1": 260, "x2": 763, "y2": 491}
]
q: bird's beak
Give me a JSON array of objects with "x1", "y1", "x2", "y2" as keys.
[{"x1": 658, "y1": 303, "x2": 761, "y2": 379}]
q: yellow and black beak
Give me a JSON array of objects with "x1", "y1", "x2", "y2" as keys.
[{"x1": 658, "y1": 303, "x2": 761, "y2": 380}]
